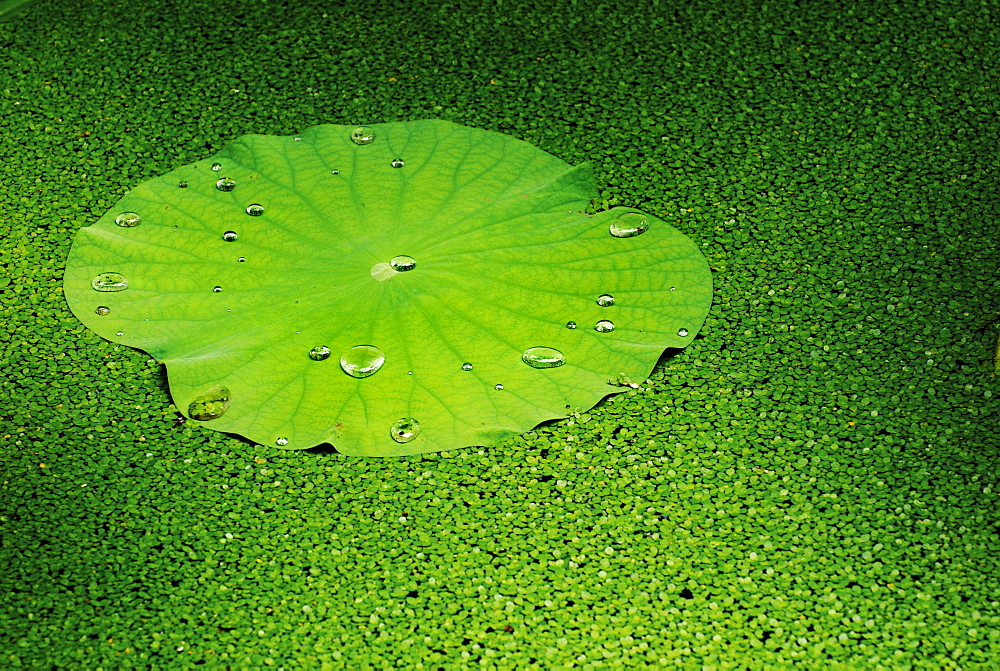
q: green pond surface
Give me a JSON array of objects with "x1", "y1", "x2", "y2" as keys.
[{"x1": 1, "y1": 0, "x2": 998, "y2": 667}]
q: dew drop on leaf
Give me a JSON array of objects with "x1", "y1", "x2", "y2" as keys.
[
  {"x1": 390, "y1": 417, "x2": 420, "y2": 443},
  {"x1": 495, "y1": 384, "x2": 504, "y2": 390},
  {"x1": 211, "y1": 162, "x2": 222, "y2": 172},
  {"x1": 237, "y1": 257, "x2": 246, "y2": 263},
  {"x1": 522, "y1": 346, "x2": 566, "y2": 369},
  {"x1": 246, "y1": 203, "x2": 264, "y2": 216},
  {"x1": 351, "y1": 126, "x2": 375, "y2": 145},
  {"x1": 461, "y1": 362, "x2": 473, "y2": 371},
  {"x1": 91, "y1": 272, "x2": 128, "y2": 292},
  {"x1": 213, "y1": 286, "x2": 222, "y2": 292},
  {"x1": 390, "y1": 255, "x2": 416, "y2": 271},
  {"x1": 566, "y1": 321, "x2": 577, "y2": 329},
  {"x1": 276, "y1": 437, "x2": 289, "y2": 446},
  {"x1": 188, "y1": 385, "x2": 231, "y2": 421},
  {"x1": 116, "y1": 331, "x2": 124, "y2": 336},
  {"x1": 331, "y1": 169, "x2": 340, "y2": 175},
  {"x1": 309, "y1": 345, "x2": 331, "y2": 361},
  {"x1": 178, "y1": 181, "x2": 188, "y2": 188},
  {"x1": 222, "y1": 231, "x2": 238, "y2": 242},
  {"x1": 609, "y1": 212, "x2": 649, "y2": 238},
  {"x1": 677, "y1": 328, "x2": 689, "y2": 337},
  {"x1": 95, "y1": 306, "x2": 110, "y2": 316},
  {"x1": 115, "y1": 212, "x2": 141, "y2": 228},
  {"x1": 391, "y1": 158, "x2": 404, "y2": 168},
  {"x1": 595, "y1": 320, "x2": 615, "y2": 333},
  {"x1": 340, "y1": 345, "x2": 386, "y2": 378},
  {"x1": 597, "y1": 294, "x2": 615, "y2": 307},
  {"x1": 216, "y1": 177, "x2": 236, "y2": 191}
]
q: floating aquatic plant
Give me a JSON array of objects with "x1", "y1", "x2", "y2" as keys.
[{"x1": 62, "y1": 120, "x2": 712, "y2": 455}]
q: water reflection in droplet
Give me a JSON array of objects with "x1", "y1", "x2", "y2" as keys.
[
  {"x1": 390, "y1": 255, "x2": 416, "y2": 271},
  {"x1": 245, "y1": 203, "x2": 264, "y2": 216},
  {"x1": 351, "y1": 127, "x2": 375, "y2": 145},
  {"x1": 188, "y1": 385, "x2": 231, "y2": 421},
  {"x1": 216, "y1": 177, "x2": 236, "y2": 191},
  {"x1": 390, "y1": 418, "x2": 420, "y2": 443},
  {"x1": 595, "y1": 320, "x2": 615, "y2": 333},
  {"x1": 309, "y1": 346, "x2": 331, "y2": 361}
]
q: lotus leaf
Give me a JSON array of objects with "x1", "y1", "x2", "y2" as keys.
[{"x1": 63, "y1": 120, "x2": 712, "y2": 455}]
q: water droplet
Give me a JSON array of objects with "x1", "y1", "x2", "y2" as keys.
[
  {"x1": 595, "y1": 320, "x2": 615, "y2": 333},
  {"x1": 522, "y1": 346, "x2": 566, "y2": 369},
  {"x1": 390, "y1": 255, "x2": 416, "y2": 271},
  {"x1": 670, "y1": 286, "x2": 677, "y2": 291},
  {"x1": 95, "y1": 306, "x2": 110, "y2": 316},
  {"x1": 391, "y1": 158, "x2": 404, "y2": 168},
  {"x1": 115, "y1": 331, "x2": 124, "y2": 336},
  {"x1": 609, "y1": 212, "x2": 650, "y2": 238},
  {"x1": 237, "y1": 257, "x2": 246, "y2": 262},
  {"x1": 597, "y1": 294, "x2": 615, "y2": 307},
  {"x1": 677, "y1": 328, "x2": 689, "y2": 337},
  {"x1": 178, "y1": 181, "x2": 188, "y2": 188},
  {"x1": 331, "y1": 169, "x2": 340, "y2": 175},
  {"x1": 91, "y1": 272, "x2": 128, "y2": 292},
  {"x1": 213, "y1": 286, "x2": 222, "y2": 292},
  {"x1": 223, "y1": 230, "x2": 238, "y2": 242},
  {"x1": 216, "y1": 177, "x2": 236, "y2": 191},
  {"x1": 188, "y1": 385, "x2": 231, "y2": 421},
  {"x1": 294, "y1": 137, "x2": 302, "y2": 142},
  {"x1": 276, "y1": 437, "x2": 289, "y2": 446},
  {"x1": 340, "y1": 345, "x2": 385, "y2": 378},
  {"x1": 461, "y1": 362, "x2": 473, "y2": 371},
  {"x1": 495, "y1": 384, "x2": 504, "y2": 391},
  {"x1": 351, "y1": 126, "x2": 375, "y2": 145},
  {"x1": 390, "y1": 417, "x2": 420, "y2": 443},
  {"x1": 115, "y1": 212, "x2": 141, "y2": 228},
  {"x1": 211, "y1": 162, "x2": 222, "y2": 172},
  {"x1": 308, "y1": 345, "x2": 331, "y2": 361},
  {"x1": 566, "y1": 321, "x2": 577, "y2": 329},
  {"x1": 246, "y1": 203, "x2": 264, "y2": 216}
]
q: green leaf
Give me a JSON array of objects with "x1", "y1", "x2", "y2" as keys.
[{"x1": 63, "y1": 120, "x2": 712, "y2": 456}]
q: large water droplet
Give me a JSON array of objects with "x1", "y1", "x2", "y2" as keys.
[
  {"x1": 522, "y1": 346, "x2": 566, "y2": 369},
  {"x1": 610, "y1": 212, "x2": 650, "y2": 238},
  {"x1": 188, "y1": 385, "x2": 231, "y2": 421},
  {"x1": 595, "y1": 320, "x2": 615, "y2": 333},
  {"x1": 276, "y1": 437, "x2": 289, "y2": 446},
  {"x1": 216, "y1": 177, "x2": 236, "y2": 191},
  {"x1": 95, "y1": 306, "x2": 110, "y2": 316},
  {"x1": 677, "y1": 328, "x2": 689, "y2": 337},
  {"x1": 391, "y1": 158, "x2": 404, "y2": 168},
  {"x1": 92, "y1": 272, "x2": 128, "y2": 292},
  {"x1": 115, "y1": 212, "x2": 141, "y2": 228},
  {"x1": 461, "y1": 362, "x2": 473, "y2": 371},
  {"x1": 351, "y1": 126, "x2": 375, "y2": 145},
  {"x1": 566, "y1": 321, "x2": 577, "y2": 329},
  {"x1": 390, "y1": 417, "x2": 420, "y2": 443},
  {"x1": 246, "y1": 203, "x2": 264, "y2": 216},
  {"x1": 309, "y1": 345, "x2": 331, "y2": 361},
  {"x1": 340, "y1": 345, "x2": 385, "y2": 378},
  {"x1": 597, "y1": 294, "x2": 615, "y2": 307},
  {"x1": 223, "y1": 230, "x2": 238, "y2": 242},
  {"x1": 390, "y1": 255, "x2": 416, "y2": 271}
]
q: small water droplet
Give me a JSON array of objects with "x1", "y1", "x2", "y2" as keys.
[
  {"x1": 309, "y1": 345, "x2": 331, "y2": 361},
  {"x1": 331, "y1": 169, "x2": 340, "y2": 175},
  {"x1": 294, "y1": 137, "x2": 302, "y2": 142},
  {"x1": 216, "y1": 177, "x2": 236, "y2": 191},
  {"x1": 677, "y1": 328, "x2": 689, "y2": 337},
  {"x1": 495, "y1": 383, "x2": 504, "y2": 390},
  {"x1": 597, "y1": 294, "x2": 615, "y2": 307},
  {"x1": 276, "y1": 437, "x2": 289, "y2": 446},
  {"x1": 566, "y1": 321, "x2": 577, "y2": 329},
  {"x1": 211, "y1": 162, "x2": 222, "y2": 172},
  {"x1": 213, "y1": 286, "x2": 222, "y2": 292},
  {"x1": 351, "y1": 126, "x2": 375, "y2": 145},
  {"x1": 390, "y1": 417, "x2": 420, "y2": 443},
  {"x1": 461, "y1": 362, "x2": 473, "y2": 371},
  {"x1": 670, "y1": 286, "x2": 677, "y2": 291},
  {"x1": 91, "y1": 272, "x2": 128, "y2": 292},
  {"x1": 115, "y1": 330, "x2": 124, "y2": 336},
  {"x1": 115, "y1": 212, "x2": 141, "y2": 227},
  {"x1": 595, "y1": 320, "x2": 615, "y2": 333},
  {"x1": 390, "y1": 255, "x2": 416, "y2": 271},
  {"x1": 95, "y1": 306, "x2": 110, "y2": 316},
  {"x1": 178, "y1": 180, "x2": 188, "y2": 188},
  {"x1": 245, "y1": 203, "x2": 264, "y2": 216},
  {"x1": 188, "y1": 385, "x2": 231, "y2": 421},
  {"x1": 609, "y1": 211, "x2": 650, "y2": 238},
  {"x1": 522, "y1": 346, "x2": 566, "y2": 369},
  {"x1": 391, "y1": 158, "x2": 404, "y2": 168},
  {"x1": 237, "y1": 257, "x2": 246, "y2": 262},
  {"x1": 340, "y1": 345, "x2": 385, "y2": 378},
  {"x1": 223, "y1": 230, "x2": 238, "y2": 242}
]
